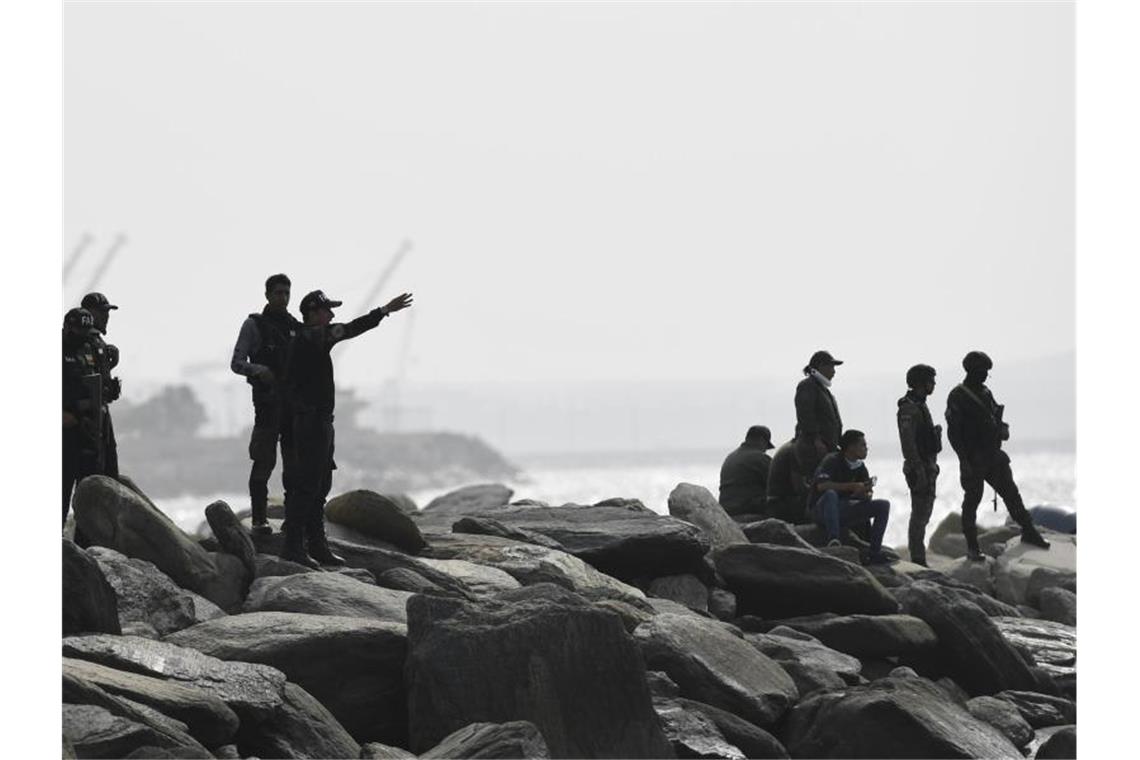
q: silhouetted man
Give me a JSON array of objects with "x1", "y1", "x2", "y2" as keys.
[
  {"x1": 794, "y1": 350, "x2": 844, "y2": 478},
  {"x1": 810, "y1": 429, "x2": 891, "y2": 565},
  {"x1": 946, "y1": 351, "x2": 1050, "y2": 560},
  {"x1": 231, "y1": 274, "x2": 301, "y2": 534},
  {"x1": 282, "y1": 288, "x2": 413, "y2": 568},
  {"x1": 765, "y1": 439, "x2": 808, "y2": 523},
  {"x1": 897, "y1": 363, "x2": 942, "y2": 566},
  {"x1": 63, "y1": 308, "x2": 102, "y2": 529},
  {"x1": 719, "y1": 425, "x2": 775, "y2": 518},
  {"x1": 81, "y1": 291, "x2": 122, "y2": 479}
]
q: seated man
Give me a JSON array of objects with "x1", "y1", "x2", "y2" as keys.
[
  {"x1": 765, "y1": 438, "x2": 807, "y2": 523},
  {"x1": 810, "y1": 429, "x2": 891, "y2": 564},
  {"x1": 719, "y1": 425, "x2": 776, "y2": 518}
]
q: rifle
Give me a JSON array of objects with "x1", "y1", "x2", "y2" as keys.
[{"x1": 80, "y1": 373, "x2": 105, "y2": 473}]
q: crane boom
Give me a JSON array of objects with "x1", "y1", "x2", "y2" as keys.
[
  {"x1": 358, "y1": 239, "x2": 412, "y2": 309},
  {"x1": 64, "y1": 232, "x2": 95, "y2": 282},
  {"x1": 81, "y1": 233, "x2": 128, "y2": 295}
]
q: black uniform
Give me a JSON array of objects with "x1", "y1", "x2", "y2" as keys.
[
  {"x1": 897, "y1": 390, "x2": 940, "y2": 564},
  {"x1": 88, "y1": 331, "x2": 121, "y2": 479},
  {"x1": 765, "y1": 439, "x2": 808, "y2": 523},
  {"x1": 284, "y1": 307, "x2": 388, "y2": 556},
  {"x1": 793, "y1": 374, "x2": 843, "y2": 477},
  {"x1": 63, "y1": 330, "x2": 102, "y2": 525},
  {"x1": 719, "y1": 443, "x2": 772, "y2": 517},
  {"x1": 946, "y1": 380, "x2": 1034, "y2": 553}
]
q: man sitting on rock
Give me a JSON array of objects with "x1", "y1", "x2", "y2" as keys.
[
  {"x1": 719, "y1": 425, "x2": 776, "y2": 518},
  {"x1": 810, "y1": 429, "x2": 891, "y2": 564},
  {"x1": 765, "y1": 438, "x2": 808, "y2": 522}
]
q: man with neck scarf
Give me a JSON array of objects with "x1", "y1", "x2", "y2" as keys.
[
  {"x1": 946, "y1": 351, "x2": 1050, "y2": 560},
  {"x1": 793, "y1": 350, "x2": 844, "y2": 478},
  {"x1": 810, "y1": 429, "x2": 892, "y2": 564},
  {"x1": 231, "y1": 273, "x2": 302, "y2": 535}
]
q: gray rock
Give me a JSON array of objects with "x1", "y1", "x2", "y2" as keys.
[
  {"x1": 649, "y1": 574, "x2": 710, "y2": 613},
  {"x1": 420, "y1": 721, "x2": 551, "y2": 759},
  {"x1": 929, "y1": 513, "x2": 1022, "y2": 559},
  {"x1": 1035, "y1": 725, "x2": 1076, "y2": 759},
  {"x1": 889, "y1": 666, "x2": 919, "y2": 678},
  {"x1": 405, "y1": 591, "x2": 672, "y2": 757},
  {"x1": 945, "y1": 555, "x2": 997, "y2": 595},
  {"x1": 243, "y1": 572, "x2": 413, "y2": 623},
  {"x1": 422, "y1": 483, "x2": 515, "y2": 516},
  {"x1": 376, "y1": 567, "x2": 454, "y2": 596},
  {"x1": 992, "y1": 533, "x2": 1076, "y2": 607},
  {"x1": 1025, "y1": 567, "x2": 1077, "y2": 607},
  {"x1": 967, "y1": 696, "x2": 1034, "y2": 748},
  {"x1": 62, "y1": 703, "x2": 210, "y2": 760},
  {"x1": 73, "y1": 476, "x2": 247, "y2": 612},
  {"x1": 785, "y1": 676, "x2": 1022, "y2": 759},
  {"x1": 254, "y1": 553, "x2": 318, "y2": 578},
  {"x1": 182, "y1": 591, "x2": 227, "y2": 624},
  {"x1": 205, "y1": 500, "x2": 258, "y2": 579},
  {"x1": 898, "y1": 581, "x2": 1040, "y2": 695},
  {"x1": 235, "y1": 682, "x2": 361, "y2": 760},
  {"x1": 634, "y1": 613, "x2": 798, "y2": 728},
  {"x1": 715, "y1": 544, "x2": 899, "y2": 618},
  {"x1": 896, "y1": 571, "x2": 1023, "y2": 617},
  {"x1": 647, "y1": 671, "x2": 682, "y2": 699},
  {"x1": 1038, "y1": 587, "x2": 1076, "y2": 627},
  {"x1": 452, "y1": 516, "x2": 566, "y2": 550},
  {"x1": 325, "y1": 490, "x2": 428, "y2": 552},
  {"x1": 63, "y1": 537, "x2": 121, "y2": 636},
  {"x1": 708, "y1": 588, "x2": 737, "y2": 621},
  {"x1": 740, "y1": 519, "x2": 818, "y2": 551},
  {"x1": 668, "y1": 483, "x2": 749, "y2": 551},
  {"x1": 937, "y1": 677, "x2": 972, "y2": 705},
  {"x1": 63, "y1": 658, "x2": 239, "y2": 747},
  {"x1": 993, "y1": 690, "x2": 1077, "y2": 728},
  {"x1": 592, "y1": 496, "x2": 654, "y2": 512},
  {"x1": 62, "y1": 634, "x2": 287, "y2": 723},
  {"x1": 360, "y1": 742, "x2": 418, "y2": 759},
  {"x1": 166, "y1": 611, "x2": 408, "y2": 745},
  {"x1": 672, "y1": 698, "x2": 790, "y2": 759},
  {"x1": 414, "y1": 556, "x2": 522, "y2": 596},
  {"x1": 992, "y1": 616, "x2": 1076, "y2": 695},
  {"x1": 653, "y1": 699, "x2": 744, "y2": 760},
  {"x1": 742, "y1": 613, "x2": 939, "y2": 660},
  {"x1": 213, "y1": 745, "x2": 240, "y2": 759},
  {"x1": 87, "y1": 547, "x2": 200, "y2": 637},
  {"x1": 311, "y1": 530, "x2": 480, "y2": 599},
  {"x1": 746, "y1": 627, "x2": 862, "y2": 695}
]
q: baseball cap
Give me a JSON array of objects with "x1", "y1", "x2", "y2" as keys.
[
  {"x1": 809, "y1": 350, "x2": 844, "y2": 368},
  {"x1": 299, "y1": 290, "x2": 343, "y2": 314},
  {"x1": 81, "y1": 292, "x2": 118, "y2": 311},
  {"x1": 744, "y1": 425, "x2": 775, "y2": 449},
  {"x1": 64, "y1": 307, "x2": 97, "y2": 332}
]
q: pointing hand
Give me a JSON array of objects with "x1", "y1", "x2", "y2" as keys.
[{"x1": 384, "y1": 293, "x2": 414, "y2": 314}]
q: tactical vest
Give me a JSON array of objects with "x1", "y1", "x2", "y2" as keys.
[{"x1": 247, "y1": 312, "x2": 299, "y2": 386}]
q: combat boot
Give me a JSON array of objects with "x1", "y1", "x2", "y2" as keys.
[
  {"x1": 964, "y1": 526, "x2": 984, "y2": 562},
  {"x1": 250, "y1": 496, "x2": 274, "y2": 537},
  {"x1": 279, "y1": 526, "x2": 320, "y2": 570},
  {"x1": 306, "y1": 521, "x2": 345, "y2": 567},
  {"x1": 1019, "y1": 522, "x2": 1051, "y2": 549}
]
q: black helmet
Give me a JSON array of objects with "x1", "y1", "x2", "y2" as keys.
[
  {"x1": 962, "y1": 351, "x2": 993, "y2": 373},
  {"x1": 906, "y1": 363, "x2": 937, "y2": 388},
  {"x1": 63, "y1": 307, "x2": 96, "y2": 332}
]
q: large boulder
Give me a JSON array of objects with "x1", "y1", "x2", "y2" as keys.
[
  {"x1": 235, "y1": 682, "x2": 361, "y2": 760},
  {"x1": 1034, "y1": 725, "x2": 1076, "y2": 759},
  {"x1": 992, "y1": 533, "x2": 1076, "y2": 607},
  {"x1": 928, "y1": 513, "x2": 1021, "y2": 559},
  {"x1": 745, "y1": 627, "x2": 863, "y2": 695},
  {"x1": 325, "y1": 490, "x2": 427, "y2": 552},
  {"x1": 1038, "y1": 587, "x2": 1077, "y2": 627},
  {"x1": 62, "y1": 658, "x2": 239, "y2": 747},
  {"x1": 449, "y1": 504, "x2": 711, "y2": 581},
  {"x1": 87, "y1": 547, "x2": 200, "y2": 637},
  {"x1": 672, "y1": 699, "x2": 789, "y2": 759},
  {"x1": 414, "y1": 556, "x2": 522, "y2": 596},
  {"x1": 967, "y1": 696, "x2": 1034, "y2": 749},
  {"x1": 667, "y1": 483, "x2": 748, "y2": 551},
  {"x1": 62, "y1": 634, "x2": 287, "y2": 724},
  {"x1": 740, "y1": 519, "x2": 818, "y2": 551},
  {"x1": 741, "y1": 613, "x2": 939, "y2": 660},
  {"x1": 784, "y1": 675, "x2": 1022, "y2": 759},
  {"x1": 897, "y1": 581, "x2": 1039, "y2": 695},
  {"x1": 653, "y1": 698, "x2": 744, "y2": 760},
  {"x1": 419, "y1": 721, "x2": 551, "y2": 759},
  {"x1": 405, "y1": 590, "x2": 673, "y2": 757},
  {"x1": 648, "y1": 574, "x2": 710, "y2": 613},
  {"x1": 1025, "y1": 567, "x2": 1077, "y2": 607},
  {"x1": 73, "y1": 476, "x2": 247, "y2": 612},
  {"x1": 62, "y1": 704, "x2": 211, "y2": 760},
  {"x1": 204, "y1": 500, "x2": 258, "y2": 580},
  {"x1": 421, "y1": 532, "x2": 646, "y2": 603},
  {"x1": 715, "y1": 544, "x2": 899, "y2": 618},
  {"x1": 166, "y1": 611, "x2": 407, "y2": 745},
  {"x1": 452, "y1": 516, "x2": 566, "y2": 551},
  {"x1": 994, "y1": 691, "x2": 1076, "y2": 728},
  {"x1": 634, "y1": 613, "x2": 798, "y2": 728},
  {"x1": 243, "y1": 572, "x2": 413, "y2": 623},
  {"x1": 421, "y1": 484, "x2": 515, "y2": 518},
  {"x1": 898, "y1": 570, "x2": 1023, "y2": 617},
  {"x1": 311, "y1": 529, "x2": 480, "y2": 599},
  {"x1": 63, "y1": 537, "x2": 121, "y2": 636},
  {"x1": 992, "y1": 617, "x2": 1076, "y2": 696}
]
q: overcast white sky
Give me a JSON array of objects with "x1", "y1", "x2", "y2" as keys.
[{"x1": 64, "y1": 1, "x2": 1073, "y2": 390}]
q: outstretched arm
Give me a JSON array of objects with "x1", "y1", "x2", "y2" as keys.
[{"x1": 329, "y1": 292, "x2": 414, "y2": 346}]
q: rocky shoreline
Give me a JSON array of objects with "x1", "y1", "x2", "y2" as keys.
[{"x1": 63, "y1": 475, "x2": 1076, "y2": 759}]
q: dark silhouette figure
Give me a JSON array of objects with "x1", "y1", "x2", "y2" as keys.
[
  {"x1": 62, "y1": 308, "x2": 102, "y2": 530},
  {"x1": 80, "y1": 291, "x2": 122, "y2": 480},
  {"x1": 810, "y1": 429, "x2": 892, "y2": 565},
  {"x1": 282, "y1": 288, "x2": 413, "y2": 568},
  {"x1": 946, "y1": 351, "x2": 1050, "y2": 560},
  {"x1": 719, "y1": 425, "x2": 775, "y2": 517},
  {"x1": 794, "y1": 350, "x2": 844, "y2": 478},
  {"x1": 231, "y1": 274, "x2": 302, "y2": 535},
  {"x1": 897, "y1": 363, "x2": 942, "y2": 567},
  {"x1": 765, "y1": 439, "x2": 808, "y2": 523}
]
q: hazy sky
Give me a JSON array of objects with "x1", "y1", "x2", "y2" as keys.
[{"x1": 65, "y1": 1, "x2": 1074, "y2": 390}]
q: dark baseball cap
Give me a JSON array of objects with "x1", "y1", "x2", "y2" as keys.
[
  {"x1": 63, "y1": 307, "x2": 96, "y2": 331},
  {"x1": 744, "y1": 425, "x2": 775, "y2": 449},
  {"x1": 809, "y1": 350, "x2": 843, "y2": 368},
  {"x1": 81, "y1": 292, "x2": 118, "y2": 310},
  {"x1": 299, "y1": 290, "x2": 343, "y2": 314}
]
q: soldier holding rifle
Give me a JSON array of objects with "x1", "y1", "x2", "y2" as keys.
[{"x1": 62, "y1": 308, "x2": 104, "y2": 529}]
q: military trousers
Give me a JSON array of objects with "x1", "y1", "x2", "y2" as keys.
[
  {"x1": 958, "y1": 452, "x2": 1032, "y2": 546},
  {"x1": 904, "y1": 460, "x2": 939, "y2": 563},
  {"x1": 248, "y1": 393, "x2": 294, "y2": 518},
  {"x1": 62, "y1": 428, "x2": 100, "y2": 526},
  {"x1": 286, "y1": 409, "x2": 335, "y2": 545}
]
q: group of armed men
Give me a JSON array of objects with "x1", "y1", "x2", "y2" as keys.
[
  {"x1": 718, "y1": 350, "x2": 1052, "y2": 566},
  {"x1": 62, "y1": 275, "x2": 413, "y2": 569}
]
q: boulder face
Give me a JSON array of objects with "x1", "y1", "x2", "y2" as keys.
[
  {"x1": 634, "y1": 613, "x2": 799, "y2": 728},
  {"x1": 992, "y1": 533, "x2": 1075, "y2": 607},
  {"x1": 166, "y1": 611, "x2": 408, "y2": 746},
  {"x1": 419, "y1": 721, "x2": 552, "y2": 760},
  {"x1": 715, "y1": 544, "x2": 899, "y2": 618},
  {"x1": 966, "y1": 696, "x2": 1034, "y2": 749},
  {"x1": 1035, "y1": 726, "x2": 1076, "y2": 760},
  {"x1": 63, "y1": 538, "x2": 121, "y2": 636},
  {"x1": 667, "y1": 483, "x2": 748, "y2": 551},
  {"x1": 422, "y1": 484, "x2": 515, "y2": 517},
  {"x1": 235, "y1": 682, "x2": 361, "y2": 760},
  {"x1": 1037, "y1": 587, "x2": 1077, "y2": 627},
  {"x1": 898, "y1": 581, "x2": 1039, "y2": 696},
  {"x1": 87, "y1": 547, "x2": 200, "y2": 637},
  {"x1": 72, "y1": 476, "x2": 247, "y2": 612},
  {"x1": 404, "y1": 591, "x2": 673, "y2": 758},
  {"x1": 325, "y1": 490, "x2": 428, "y2": 553},
  {"x1": 993, "y1": 690, "x2": 1076, "y2": 728},
  {"x1": 648, "y1": 575, "x2": 710, "y2": 613},
  {"x1": 653, "y1": 698, "x2": 744, "y2": 760},
  {"x1": 991, "y1": 617, "x2": 1076, "y2": 696},
  {"x1": 745, "y1": 627, "x2": 863, "y2": 696},
  {"x1": 740, "y1": 519, "x2": 818, "y2": 551},
  {"x1": 784, "y1": 675, "x2": 1022, "y2": 759},
  {"x1": 62, "y1": 703, "x2": 209, "y2": 760},
  {"x1": 744, "y1": 613, "x2": 939, "y2": 660},
  {"x1": 243, "y1": 572, "x2": 414, "y2": 624},
  {"x1": 204, "y1": 501, "x2": 258, "y2": 580},
  {"x1": 671, "y1": 698, "x2": 790, "y2": 760},
  {"x1": 452, "y1": 516, "x2": 566, "y2": 551}
]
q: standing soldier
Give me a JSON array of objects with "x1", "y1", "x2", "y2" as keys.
[
  {"x1": 794, "y1": 350, "x2": 844, "y2": 478},
  {"x1": 897, "y1": 364, "x2": 942, "y2": 567},
  {"x1": 62, "y1": 308, "x2": 102, "y2": 528},
  {"x1": 946, "y1": 351, "x2": 1050, "y2": 560},
  {"x1": 80, "y1": 292, "x2": 122, "y2": 480},
  {"x1": 282, "y1": 288, "x2": 414, "y2": 568},
  {"x1": 231, "y1": 274, "x2": 302, "y2": 535}
]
